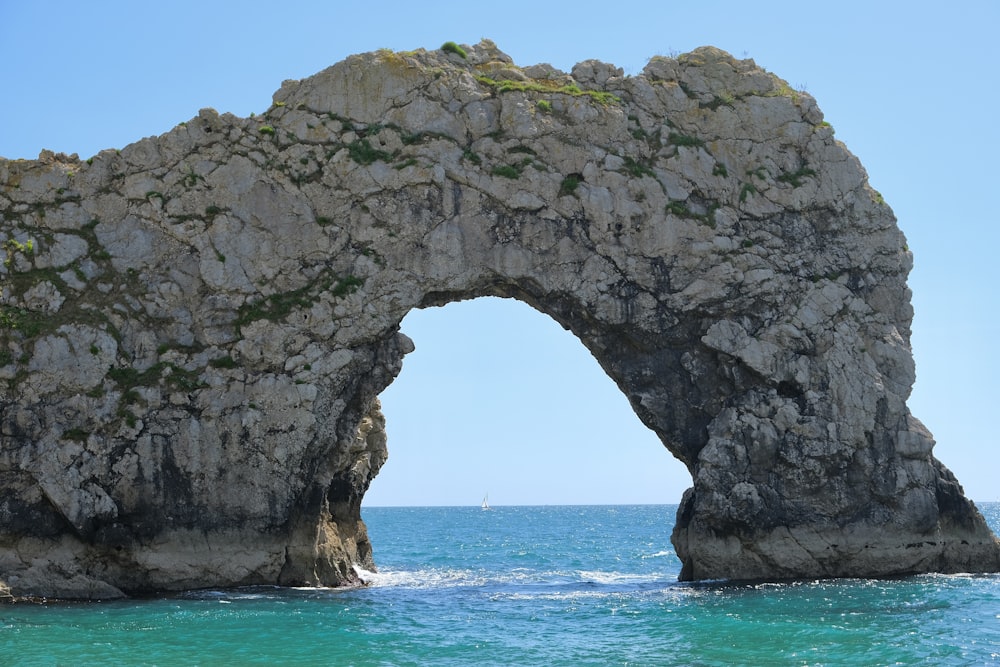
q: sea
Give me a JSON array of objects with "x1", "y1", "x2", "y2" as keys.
[{"x1": 2, "y1": 504, "x2": 998, "y2": 666}]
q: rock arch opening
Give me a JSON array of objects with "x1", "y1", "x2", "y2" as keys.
[{"x1": 365, "y1": 296, "x2": 690, "y2": 507}]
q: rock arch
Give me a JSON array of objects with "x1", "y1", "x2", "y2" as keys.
[{"x1": 1, "y1": 41, "x2": 997, "y2": 598}]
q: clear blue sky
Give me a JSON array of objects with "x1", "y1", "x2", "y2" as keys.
[{"x1": 2, "y1": 2, "x2": 997, "y2": 505}]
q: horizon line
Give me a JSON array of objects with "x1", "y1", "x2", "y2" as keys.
[{"x1": 362, "y1": 499, "x2": 1000, "y2": 509}]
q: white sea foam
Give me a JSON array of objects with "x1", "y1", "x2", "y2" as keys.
[
  {"x1": 575, "y1": 570, "x2": 661, "y2": 585},
  {"x1": 355, "y1": 566, "x2": 489, "y2": 589},
  {"x1": 353, "y1": 563, "x2": 672, "y2": 592}
]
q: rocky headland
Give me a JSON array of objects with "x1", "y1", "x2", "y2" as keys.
[{"x1": 1, "y1": 40, "x2": 998, "y2": 599}]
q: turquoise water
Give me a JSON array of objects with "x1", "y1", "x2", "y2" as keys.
[{"x1": 2, "y1": 504, "x2": 999, "y2": 666}]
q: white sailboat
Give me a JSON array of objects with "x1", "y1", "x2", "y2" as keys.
[{"x1": 481, "y1": 494, "x2": 491, "y2": 511}]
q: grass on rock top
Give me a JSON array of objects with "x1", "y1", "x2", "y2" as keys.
[{"x1": 474, "y1": 75, "x2": 620, "y2": 106}]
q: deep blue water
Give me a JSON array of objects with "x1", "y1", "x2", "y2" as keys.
[{"x1": 2, "y1": 504, "x2": 999, "y2": 665}]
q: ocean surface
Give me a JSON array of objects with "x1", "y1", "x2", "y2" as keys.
[{"x1": 2, "y1": 504, "x2": 999, "y2": 666}]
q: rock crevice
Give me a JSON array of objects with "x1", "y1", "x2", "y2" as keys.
[{"x1": 1, "y1": 40, "x2": 997, "y2": 598}]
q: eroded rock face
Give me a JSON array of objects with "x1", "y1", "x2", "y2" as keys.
[{"x1": 1, "y1": 41, "x2": 997, "y2": 598}]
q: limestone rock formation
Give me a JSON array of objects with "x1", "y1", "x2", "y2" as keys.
[{"x1": 1, "y1": 41, "x2": 997, "y2": 598}]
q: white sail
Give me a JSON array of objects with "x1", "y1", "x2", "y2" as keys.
[{"x1": 481, "y1": 494, "x2": 491, "y2": 510}]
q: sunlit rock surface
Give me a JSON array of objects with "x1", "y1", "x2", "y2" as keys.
[{"x1": 2, "y1": 40, "x2": 997, "y2": 598}]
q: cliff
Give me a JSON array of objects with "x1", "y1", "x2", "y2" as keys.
[{"x1": 2, "y1": 40, "x2": 997, "y2": 598}]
